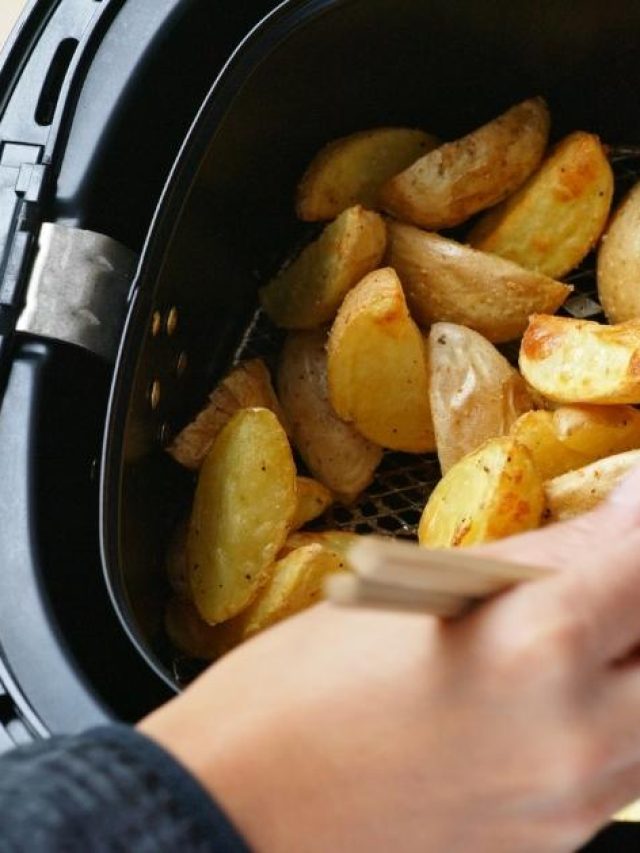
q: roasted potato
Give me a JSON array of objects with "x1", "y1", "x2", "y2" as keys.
[
  {"x1": 260, "y1": 205, "x2": 386, "y2": 329},
  {"x1": 296, "y1": 127, "x2": 439, "y2": 221},
  {"x1": 278, "y1": 329, "x2": 383, "y2": 502},
  {"x1": 187, "y1": 408, "x2": 297, "y2": 624},
  {"x1": 520, "y1": 314, "x2": 640, "y2": 404},
  {"x1": 509, "y1": 410, "x2": 590, "y2": 481},
  {"x1": 469, "y1": 131, "x2": 613, "y2": 279},
  {"x1": 429, "y1": 322, "x2": 533, "y2": 472},
  {"x1": 168, "y1": 359, "x2": 287, "y2": 471},
  {"x1": 292, "y1": 476, "x2": 333, "y2": 530},
  {"x1": 165, "y1": 520, "x2": 190, "y2": 600},
  {"x1": 552, "y1": 404, "x2": 640, "y2": 458},
  {"x1": 387, "y1": 222, "x2": 572, "y2": 342},
  {"x1": 380, "y1": 97, "x2": 549, "y2": 229},
  {"x1": 598, "y1": 182, "x2": 640, "y2": 323},
  {"x1": 165, "y1": 597, "x2": 225, "y2": 660},
  {"x1": 235, "y1": 544, "x2": 344, "y2": 639},
  {"x1": 282, "y1": 530, "x2": 361, "y2": 565},
  {"x1": 418, "y1": 437, "x2": 545, "y2": 548},
  {"x1": 545, "y1": 449, "x2": 640, "y2": 522},
  {"x1": 327, "y1": 267, "x2": 435, "y2": 452}
]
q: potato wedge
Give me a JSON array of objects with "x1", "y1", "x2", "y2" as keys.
[
  {"x1": 388, "y1": 222, "x2": 572, "y2": 342},
  {"x1": 187, "y1": 408, "x2": 297, "y2": 624},
  {"x1": 292, "y1": 477, "x2": 333, "y2": 530},
  {"x1": 380, "y1": 97, "x2": 549, "y2": 229},
  {"x1": 545, "y1": 449, "x2": 640, "y2": 522},
  {"x1": 282, "y1": 530, "x2": 361, "y2": 565},
  {"x1": 296, "y1": 127, "x2": 439, "y2": 221},
  {"x1": 552, "y1": 404, "x2": 640, "y2": 458},
  {"x1": 327, "y1": 267, "x2": 435, "y2": 451},
  {"x1": 519, "y1": 314, "x2": 640, "y2": 404},
  {"x1": 418, "y1": 437, "x2": 545, "y2": 548},
  {"x1": 168, "y1": 359, "x2": 288, "y2": 471},
  {"x1": 469, "y1": 131, "x2": 613, "y2": 278},
  {"x1": 278, "y1": 329, "x2": 382, "y2": 502},
  {"x1": 510, "y1": 410, "x2": 590, "y2": 480},
  {"x1": 165, "y1": 520, "x2": 190, "y2": 600},
  {"x1": 165, "y1": 598, "x2": 226, "y2": 660},
  {"x1": 260, "y1": 205, "x2": 386, "y2": 329},
  {"x1": 598, "y1": 182, "x2": 640, "y2": 323},
  {"x1": 236, "y1": 544, "x2": 344, "y2": 639},
  {"x1": 429, "y1": 323, "x2": 533, "y2": 472}
]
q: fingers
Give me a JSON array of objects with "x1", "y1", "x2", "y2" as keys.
[{"x1": 470, "y1": 464, "x2": 640, "y2": 665}]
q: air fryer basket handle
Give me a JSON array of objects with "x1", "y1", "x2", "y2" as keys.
[{"x1": 0, "y1": 0, "x2": 126, "y2": 402}]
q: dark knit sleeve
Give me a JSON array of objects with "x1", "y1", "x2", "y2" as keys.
[{"x1": 0, "y1": 725, "x2": 249, "y2": 852}]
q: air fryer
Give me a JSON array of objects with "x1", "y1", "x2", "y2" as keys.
[{"x1": 1, "y1": 1, "x2": 640, "y2": 849}]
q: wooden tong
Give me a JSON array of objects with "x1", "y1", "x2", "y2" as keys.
[{"x1": 325, "y1": 536, "x2": 552, "y2": 618}]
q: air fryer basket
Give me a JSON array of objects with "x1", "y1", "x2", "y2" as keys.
[{"x1": 101, "y1": 0, "x2": 640, "y2": 690}]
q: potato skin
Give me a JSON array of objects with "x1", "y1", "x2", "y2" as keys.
[
  {"x1": 260, "y1": 205, "x2": 386, "y2": 329},
  {"x1": 187, "y1": 408, "x2": 297, "y2": 624},
  {"x1": 291, "y1": 477, "x2": 333, "y2": 530},
  {"x1": 327, "y1": 267, "x2": 435, "y2": 452},
  {"x1": 545, "y1": 449, "x2": 640, "y2": 522},
  {"x1": 552, "y1": 404, "x2": 640, "y2": 458},
  {"x1": 429, "y1": 323, "x2": 533, "y2": 472},
  {"x1": 381, "y1": 97, "x2": 549, "y2": 229},
  {"x1": 510, "y1": 410, "x2": 590, "y2": 481},
  {"x1": 278, "y1": 329, "x2": 383, "y2": 502},
  {"x1": 168, "y1": 359, "x2": 287, "y2": 471},
  {"x1": 598, "y1": 182, "x2": 640, "y2": 323},
  {"x1": 418, "y1": 437, "x2": 545, "y2": 548},
  {"x1": 296, "y1": 127, "x2": 439, "y2": 221},
  {"x1": 387, "y1": 222, "x2": 571, "y2": 342},
  {"x1": 469, "y1": 131, "x2": 613, "y2": 279},
  {"x1": 520, "y1": 314, "x2": 640, "y2": 404}
]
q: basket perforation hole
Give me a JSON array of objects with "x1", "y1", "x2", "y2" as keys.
[
  {"x1": 165, "y1": 307, "x2": 179, "y2": 336},
  {"x1": 148, "y1": 380, "x2": 161, "y2": 411},
  {"x1": 176, "y1": 351, "x2": 188, "y2": 378},
  {"x1": 151, "y1": 311, "x2": 162, "y2": 337}
]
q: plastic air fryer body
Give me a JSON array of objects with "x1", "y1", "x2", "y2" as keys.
[
  {"x1": 0, "y1": 1, "x2": 640, "y2": 849},
  {"x1": 0, "y1": 0, "x2": 278, "y2": 742}
]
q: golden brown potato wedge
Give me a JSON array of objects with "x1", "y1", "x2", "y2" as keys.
[
  {"x1": 418, "y1": 437, "x2": 545, "y2": 548},
  {"x1": 510, "y1": 410, "x2": 590, "y2": 481},
  {"x1": 260, "y1": 205, "x2": 386, "y2": 329},
  {"x1": 469, "y1": 131, "x2": 613, "y2": 278},
  {"x1": 236, "y1": 544, "x2": 344, "y2": 639},
  {"x1": 165, "y1": 520, "x2": 190, "y2": 600},
  {"x1": 187, "y1": 408, "x2": 297, "y2": 624},
  {"x1": 278, "y1": 329, "x2": 383, "y2": 502},
  {"x1": 429, "y1": 322, "x2": 533, "y2": 472},
  {"x1": 292, "y1": 477, "x2": 333, "y2": 530},
  {"x1": 519, "y1": 314, "x2": 640, "y2": 404},
  {"x1": 296, "y1": 127, "x2": 439, "y2": 221},
  {"x1": 387, "y1": 222, "x2": 572, "y2": 342},
  {"x1": 552, "y1": 404, "x2": 640, "y2": 458},
  {"x1": 282, "y1": 530, "x2": 361, "y2": 565},
  {"x1": 545, "y1": 449, "x2": 640, "y2": 522},
  {"x1": 598, "y1": 182, "x2": 640, "y2": 323},
  {"x1": 327, "y1": 267, "x2": 435, "y2": 452},
  {"x1": 168, "y1": 359, "x2": 288, "y2": 471},
  {"x1": 381, "y1": 97, "x2": 549, "y2": 229},
  {"x1": 165, "y1": 598, "x2": 226, "y2": 660}
]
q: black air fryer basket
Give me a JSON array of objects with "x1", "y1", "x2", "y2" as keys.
[
  {"x1": 101, "y1": 0, "x2": 640, "y2": 687},
  {"x1": 2, "y1": 0, "x2": 640, "y2": 848}
]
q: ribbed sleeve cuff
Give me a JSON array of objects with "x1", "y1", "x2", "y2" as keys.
[{"x1": 0, "y1": 724, "x2": 250, "y2": 852}]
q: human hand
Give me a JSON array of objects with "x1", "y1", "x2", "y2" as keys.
[{"x1": 139, "y1": 466, "x2": 640, "y2": 853}]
